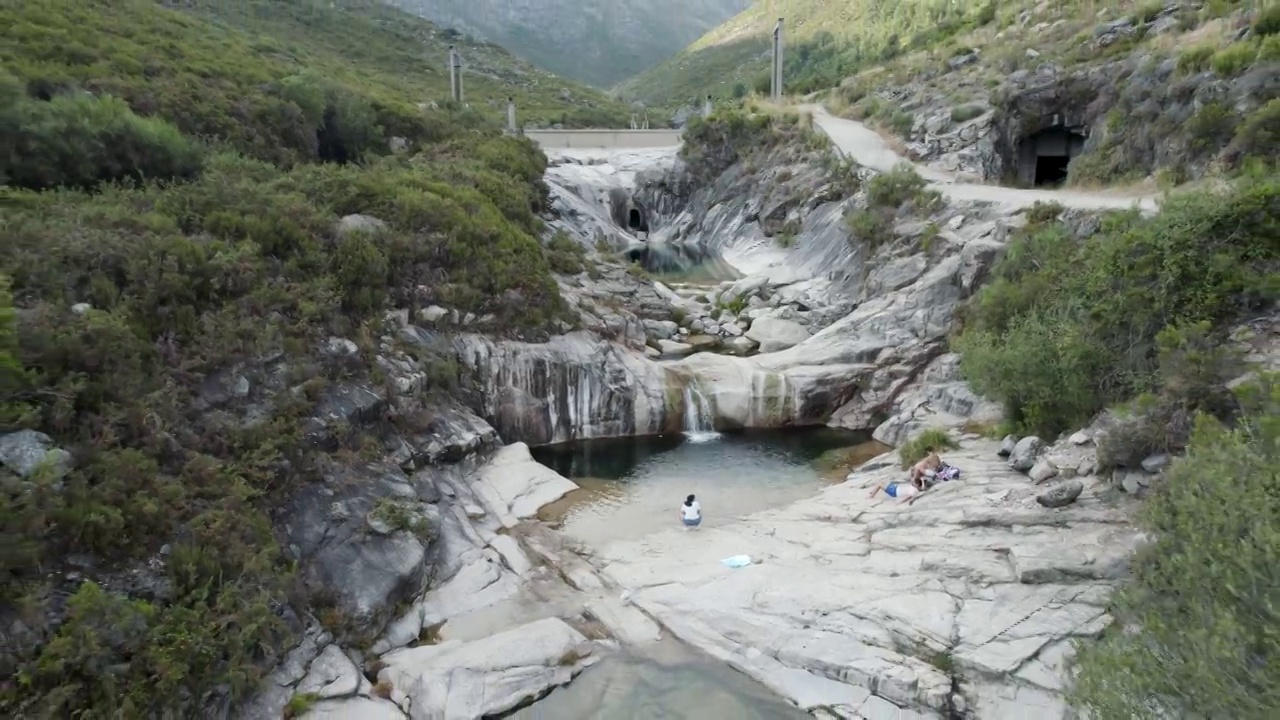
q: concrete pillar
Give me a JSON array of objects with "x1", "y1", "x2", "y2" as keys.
[
  {"x1": 704, "y1": 94, "x2": 713, "y2": 117},
  {"x1": 507, "y1": 97, "x2": 516, "y2": 133},
  {"x1": 448, "y1": 47, "x2": 463, "y2": 103},
  {"x1": 448, "y1": 46, "x2": 457, "y2": 102},
  {"x1": 771, "y1": 18, "x2": 784, "y2": 102}
]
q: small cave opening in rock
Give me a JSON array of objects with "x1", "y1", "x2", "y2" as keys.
[
  {"x1": 627, "y1": 207, "x2": 648, "y2": 233},
  {"x1": 1018, "y1": 124, "x2": 1087, "y2": 187}
]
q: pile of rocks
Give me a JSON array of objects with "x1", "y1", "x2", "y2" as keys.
[
  {"x1": 998, "y1": 424, "x2": 1173, "y2": 510},
  {"x1": 644, "y1": 275, "x2": 834, "y2": 359}
]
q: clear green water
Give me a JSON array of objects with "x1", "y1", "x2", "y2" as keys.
[
  {"x1": 514, "y1": 638, "x2": 810, "y2": 720},
  {"x1": 533, "y1": 428, "x2": 871, "y2": 550}
]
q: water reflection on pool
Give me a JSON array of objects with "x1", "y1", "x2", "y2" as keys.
[
  {"x1": 532, "y1": 428, "x2": 883, "y2": 546},
  {"x1": 512, "y1": 638, "x2": 811, "y2": 720}
]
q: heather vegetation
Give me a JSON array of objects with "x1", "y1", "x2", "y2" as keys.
[{"x1": 0, "y1": 1, "x2": 593, "y2": 715}]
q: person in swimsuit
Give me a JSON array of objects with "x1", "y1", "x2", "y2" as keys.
[
  {"x1": 680, "y1": 494, "x2": 702, "y2": 529},
  {"x1": 868, "y1": 476, "x2": 925, "y2": 504}
]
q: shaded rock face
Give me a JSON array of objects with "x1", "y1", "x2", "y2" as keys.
[
  {"x1": 456, "y1": 331, "x2": 679, "y2": 445},
  {"x1": 284, "y1": 461, "x2": 439, "y2": 632}
]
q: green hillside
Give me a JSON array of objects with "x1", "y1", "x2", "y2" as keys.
[
  {"x1": 0, "y1": 1, "x2": 606, "y2": 716},
  {"x1": 617, "y1": 0, "x2": 999, "y2": 109},
  {"x1": 1, "y1": 0, "x2": 631, "y2": 145}
]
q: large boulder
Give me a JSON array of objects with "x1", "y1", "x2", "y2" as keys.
[
  {"x1": 378, "y1": 617, "x2": 590, "y2": 719},
  {"x1": 745, "y1": 317, "x2": 811, "y2": 353},
  {"x1": 1009, "y1": 436, "x2": 1045, "y2": 472},
  {"x1": 0, "y1": 430, "x2": 71, "y2": 480}
]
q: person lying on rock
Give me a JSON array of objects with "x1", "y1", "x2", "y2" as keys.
[
  {"x1": 680, "y1": 493, "x2": 702, "y2": 530},
  {"x1": 868, "y1": 476, "x2": 925, "y2": 504}
]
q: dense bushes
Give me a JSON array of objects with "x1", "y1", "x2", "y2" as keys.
[
  {"x1": 1070, "y1": 374, "x2": 1280, "y2": 718},
  {"x1": 2, "y1": 82, "x2": 204, "y2": 191},
  {"x1": 956, "y1": 182, "x2": 1280, "y2": 438},
  {"x1": 679, "y1": 107, "x2": 831, "y2": 181},
  {"x1": 1, "y1": 4, "x2": 588, "y2": 716},
  {"x1": 845, "y1": 164, "x2": 942, "y2": 251},
  {"x1": 2, "y1": 128, "x2": 570, "y2": 715}
]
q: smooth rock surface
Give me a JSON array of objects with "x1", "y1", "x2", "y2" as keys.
[
  {"x1": 472, "y1": 443, "x2": 580, "y2": 528},
  {"x1": 588, "y1": 440, "x2": 1141, "y2": 717},
  {"x1": 296, "y1": 644, "x2": 362, "y2": 699},
  {"x1": 378, "y1": 617, "x2": 589, "y2": 720},
  {"x1": 301, "y1": 696, "x2": 406, "y2": 720},
  {"x1": 745, "y1": 317, "x2": 811, "y2": 352}
]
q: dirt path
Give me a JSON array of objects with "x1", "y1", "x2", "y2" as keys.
[{"x1": 801, "y1": 104, "x2": 1160, "y2": 214}]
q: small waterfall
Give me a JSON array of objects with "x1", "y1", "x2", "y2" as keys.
[{"x1": 682, "y1": 382, "x2": 720, "y2": 443}]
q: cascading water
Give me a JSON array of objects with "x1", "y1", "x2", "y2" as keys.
[{"x1": 681, "y1": 382, "x2": 720, "y2": 443}]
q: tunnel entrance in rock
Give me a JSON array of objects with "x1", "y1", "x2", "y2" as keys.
[
  {"x1": 1034, "y1": 154, "x2": 1071, "y2": 186},
  {"x1": 627, "y1": 206, "x2": 648, "y2": 234},
  {"x1": 1017, "y1": 124, "x2": 1087, "y2": 187}
]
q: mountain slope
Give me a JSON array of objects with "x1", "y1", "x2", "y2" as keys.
[
  {"x1": 387, "y1": 0, "x2": 751, "y2": 88},
  {"x1": 1, "y1": 1, "x2": 603, "y2": 716},
  {"x1": 616, "y1": 0, "x2": 999, "y2": 108},
  {"x1": 1, "y1": 0, "x2": 631, "y2": 138}
]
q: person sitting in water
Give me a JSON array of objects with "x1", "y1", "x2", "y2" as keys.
[{"x1": 680, "y1": 494, "x2": 702, "y2": 529}]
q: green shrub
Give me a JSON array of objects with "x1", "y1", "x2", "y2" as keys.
[
  {"x1": 1176, "y1": 44, "x2": 1215, "y2": 74},
  {"x1": 545, "y1": 230, "x2": 588, "y2": 275},
  {"x1": 1186, "y1": 101, "x2": 1239, "y2": 152},
  {"x1": 1094, "y1": 322, "x2": 1244, "y2": 470},
  {"x1": 1253, "y1": 3, "x2": 1280, "y2": 37},
  {"x1": 1226, "y1": 98, "x2": 1280, "y2": 167},
  {"x1": 866, "y1": 164, "x2": 935, "y2": 209},
  {"x1": 950, "y1": 104, "x2": 985, "y2": 123},
  {"x1": 1132, "y1": 1, "x2": 1166, "y2": 24},
  {"x1": 284, "y1": 692, "x2": 320, "y2": 719},
  {"x1": 4, "y1": 92, "x2": 204, "y2": 191},
  {"x1": 1070, "y1": 374, "x2": 1280, "y2": 719},
  {"x1": 956, "y1": 180, "x2": 1280, "y2": 437},
  {"x1": 897, "y1": 428, "x2": 958, "y2": 468},
  {"x1": 1211, "y1": 42, "x2": 1258, "y2": 77},
  {"x1": 886, "y1": 109, "x2": 915, "y2": 137}
]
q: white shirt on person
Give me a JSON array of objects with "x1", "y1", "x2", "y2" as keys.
[{"x1": 682, "y1": 500, "x2": 701, "y2": 520}]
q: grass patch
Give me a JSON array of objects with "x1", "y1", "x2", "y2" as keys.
[
  {"x1": 284, "y1": 692, "x2": 319, "y2": 719},
  {"x1": 898, "y1": 428, "x2": 958, "y2": 468}
]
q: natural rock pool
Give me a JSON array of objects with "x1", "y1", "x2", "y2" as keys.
[
  {"x1": 532, "y1": 428, "x2": 877, "y2": 548},
  {"x1": 513, "y1": 637, "x2": 811, "y2": 719}
]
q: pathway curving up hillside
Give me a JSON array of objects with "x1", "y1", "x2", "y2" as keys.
[{"x1": 801, "y1": 104, "x2": 1161, "y2": 214}]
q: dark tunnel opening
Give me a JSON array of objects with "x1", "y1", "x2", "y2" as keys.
[
  {"x1": 627, "y1": 207, "x2": 648, "y2": 234},
  {"x1": 1034, "y1": 155, "x2": 1071, "y2": 186}
]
